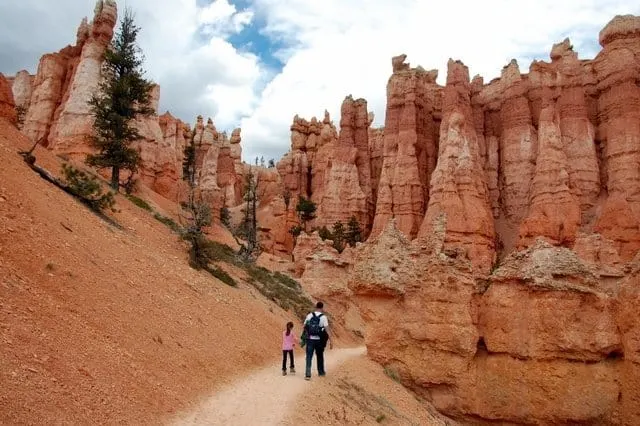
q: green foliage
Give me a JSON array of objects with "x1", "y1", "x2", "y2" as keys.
[
  {"x1": 376, "y1": 414, "x2": 386, "y2": 423},
  {"x1": 61, "y1": 164, "x2": 116, "y2": 212},
  {"x1": 268, "y1": 158, "x2": 275, "y2": 168},
  {"x1": 182, "y1": 131, "x2": 197, "y2": 185},
  {"x1": 345, "y1": 215, "x2": 362, "y2": 247},
  {"x1": 295, "y1": 196, "x2": 317, "y2": 230},
  {"x1": 383, "y1": 367, "x2": 400, "y2": 383},
  {"x1": 207, "y1": 266, "x2": 237, "y2": 287},
  {"x1": 318, "y1": 225, "x2": 332, "y2": 241},
  {"x1": 195, "y1": 240, "x2": 311, "y2": 318},
  {"x1": 237, "y1": 167, "x2": 260, "y2": 260},
  {"x1": 201, "y1": 240, "x2": 238, "y2": 264},
  {"x1": 220, "y1": 206, "x2": 231, "y2": 228},
  {"x1": 126, "y1": 194, "x2": 152, "y2": 211},
  {"x1": 245, "y1": 265, "x2": 311, "y2": 320},
  {"x1": 289, "y1": 225, "x2": 302, "y2": 239},
  {"x1": 153, "y1": 212, "x2": 180, "y2": 232},
  {"x1": 16, "y1": 105, "x2": 27, "y2": 129},
  {"x1": 331, "y1": 221, "x2": 346, "y2": 253},
  {"x1": 86, "y1": 9, "x2": 154, "y2": 190}
]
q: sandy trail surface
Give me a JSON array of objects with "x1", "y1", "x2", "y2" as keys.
[{"x1": 171, "y1": 347, "x2": 366, "y2": 426}]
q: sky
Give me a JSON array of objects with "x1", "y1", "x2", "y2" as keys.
[{"x1": 1, "y1": 0, "x2": 639, "y2": 163}]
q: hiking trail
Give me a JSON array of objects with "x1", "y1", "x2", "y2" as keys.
[{"x1": 171, "y1": 346, "x2": 366, "y2": 426}]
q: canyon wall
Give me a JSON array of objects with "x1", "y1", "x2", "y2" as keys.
[
  {"x1": 0, "y1": 73, "x2": 17, "y2": 123},
  {"x1": 8, "y1": 0, "x2": 245, "y2": 206},
  {"x1": 348, "y1": 14, "x2": 640, "y2": 425},
  {"x1": 349, "y1": 221, "x2": 638, "y2": 424}
]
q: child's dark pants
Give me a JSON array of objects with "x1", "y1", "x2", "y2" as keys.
[{"x1": 282, "y1": 350, "x2": 294, "y2": 370}]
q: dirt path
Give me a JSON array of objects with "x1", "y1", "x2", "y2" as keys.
[{"x1": 170, "y1": 347, "x2": 366, "y2": 426}]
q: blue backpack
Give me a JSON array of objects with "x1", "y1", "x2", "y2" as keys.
[{"x1": 306, "y1": 312, "x2": 324, "y2": 338}]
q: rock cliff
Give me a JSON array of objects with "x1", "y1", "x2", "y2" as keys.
[
  {"x1": 347, "y1": 14, "x2": 640, "y2": 424},
  {"x1": 0, "y1": 73, "x2": 17, "y2": 123},
  {"x1": 349, "y1": 222, "x2": 638, "y2": 424}
]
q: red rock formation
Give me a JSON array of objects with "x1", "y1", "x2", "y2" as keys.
[
  {"x1": 48, "y1": 0, "x2": 118, "y2": 157},
  {"x1": 317, "y1": 96, "x2": 370, "y2": 230},
  {"x1": 349, "y1": 16, "x2": 640, "y2": 424},
  {"x1": 216, "y1": 129, "x2": 244, "y2": 207},
  {"x1": 593, "y1": 16, "x2": 640, "y2": 259},
  {"x1": 22, "y1": 47, "x2": 78, "y2": 144},
  {"x1": 350, "y1": 230, "x2": 628, "y2": 424},
  {"x1": 10, "y1": 70, "x2": 34, "y2": 113},
  {"x1": 371, "y1": 55, "x2": 441, "y2": 239},
  {"x1": 368, "y1": 122, "x2": 384, "y2": 208},
  {"x1": 518, "y1": 102, "x2": 581, "y2": 247},
  {"x1": 291, "y1": 232, "x2": 364, "y2": 341},
  {"x1": 478, "y1": 59, "x2": 538, "y2": 226},
  {"x1": 0, "y1": 73, "x2": 17, "y2": 124},
  {"x1": 418, "y1": 60, "x2": 495, "y2": 273}
]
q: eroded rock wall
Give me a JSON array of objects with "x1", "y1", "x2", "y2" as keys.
[{"x1": 350, "y1": 223, "x2": 636, "y2": 424}]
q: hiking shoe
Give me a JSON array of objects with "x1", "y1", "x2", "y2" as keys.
[
  {"x1": 304, "y1": 376, "x2": 311, "y2": 381},
  {"x1": 282, "y1": 370, "x2": 287, "y2": 376},
  {"x1": 290, "y1": 368, "x2": 296, "y2": 374}
]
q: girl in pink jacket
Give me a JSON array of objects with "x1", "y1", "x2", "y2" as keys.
[{"x1": 282, "y1": 322, "x2": 296, "y2": 375}]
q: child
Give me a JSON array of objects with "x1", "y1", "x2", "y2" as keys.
[{"x1": 282, "y1": 321, "x2": 296, "y2": 375}]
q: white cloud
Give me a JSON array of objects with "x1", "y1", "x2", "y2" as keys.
[
  {"x1": 2, "y1": 0, "x2": 640, "y2": 164},
  {"x1": 239, "y1": 0, "x2": 640, "y2": 162},
  {"x1": 197, "y1": 0, "x2": 254, "y2": 35},
  {"x1": 0, "y1": 0, "x2": 263, "y2": 146}
]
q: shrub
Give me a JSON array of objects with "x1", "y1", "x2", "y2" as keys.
[
  {"x1": 126, "y1": 194, "x2": 153, "y2": 211},
  {"x1": 318, "y1": 225, "x2": 332, "y2": 241},
  {"x1": 61, "y1": 163, "x2": 116, "y2": 212},
  {"x1": 206, "y1": 265, "x2": 237, "y2": 287},
  {"x1": 220, "y1": 205, "x2": 231, "y2": 228},
  {"x1": 289, "y1": 225, "x2": 302, "y2": 238},
  {"x1": 153, "y1": 212, "x2": 180, "y2": 233}
]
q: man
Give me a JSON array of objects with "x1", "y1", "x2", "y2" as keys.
[{"x1": 303, "y1": 301, "x2": 332, "y2": 380}]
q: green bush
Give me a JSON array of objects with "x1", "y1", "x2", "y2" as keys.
[
  {"x1": 201, "y1": 240, "x2": 238, "y2": 264},
  {"x1": 126, "y1": 194, "x2": 153, "y2": 211},
  {"x1": 153, "y1": 212, "x2": 180, "y2": 233},
  {"x1": 206, "y1": 266, "x2": 237, "y2": 287},
  {"x1": 61, "y1": 163, "x2": 116, "y2": 212}
]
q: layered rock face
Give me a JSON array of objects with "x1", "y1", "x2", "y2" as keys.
[
  {"x1": 10, "y1": 0, "x2": 192, "y2": 202},
  {"x1": 371, "y1": 55, "x2": 441, "y2": 239},
  {"x1": 350, "y1": 223, "x2": 636, "y2": 424},
  {"x1": 0, "y1": 73, "x2": 17, "y2": 123},
  {"x1": 348, "y1": 14, "x2": 640, "y2": 425},
  {"x1": 359, "y1": 15, "x2": 640, "y2": 271},
  {"x1": 11, "y1": 70, "x2": 33, "y2": 113},
  {"x1": 291, "y1": 232, "x2": 364, "y2": 341},
  {"x1": 198, "y1": 122, "x2": 245, "y2": 218},
  {"x1": 47, "y1": 0, "x2": 118, "y2": 157},
  {"x1": 418, "y1": 60, "x2": 495, "y2": 273},
  {"x1": 317, "y1": 96, "x2": 372, "y2": 231}
]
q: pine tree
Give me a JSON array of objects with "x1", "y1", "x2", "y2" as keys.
[
  {"x1": 331, "y1": 221, "x2": 345, "y2": 253},
  {"x1": 181, "y1": 129, "x2": 211, "y2": 268},
  {"x1": 295, "y1": 196, "x2": 317, "y2": 231},
  {"x1": 318, "y1": 225, "x2": 332, "y2": 241},
  {"x1": 346, "y1": 215, "x2": 362, "y2": 247},
  {"x1": 86, "y1": 9, "x2": 154, "y2": 190},
  {"x1": 237, "y1": 167, "x2": 260, "y2": 260}
]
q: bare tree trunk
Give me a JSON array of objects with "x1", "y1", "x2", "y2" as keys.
[{"x1": 111, "y1": 166, "x2": 120, "y2": 191}]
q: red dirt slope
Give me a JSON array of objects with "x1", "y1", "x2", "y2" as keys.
[{"x1": 0, "y1": 118, "x2": 300, "y2": 424}]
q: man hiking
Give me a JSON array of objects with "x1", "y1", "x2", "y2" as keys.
[{"x1": 303, "y1": 301, "x2": 332, "y2": 380}]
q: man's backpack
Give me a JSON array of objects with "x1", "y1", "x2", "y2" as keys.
[{"x1": 306, "y1": 312, "x2": 324, "y2": 338}]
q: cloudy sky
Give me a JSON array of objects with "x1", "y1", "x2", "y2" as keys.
[{"x1": 1, "y1": 0, "x2": 639, "y2": 162}]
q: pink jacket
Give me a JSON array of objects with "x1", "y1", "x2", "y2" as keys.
[{"x1": 282, "y1": 330, "x2": 296, "y2": 350}]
